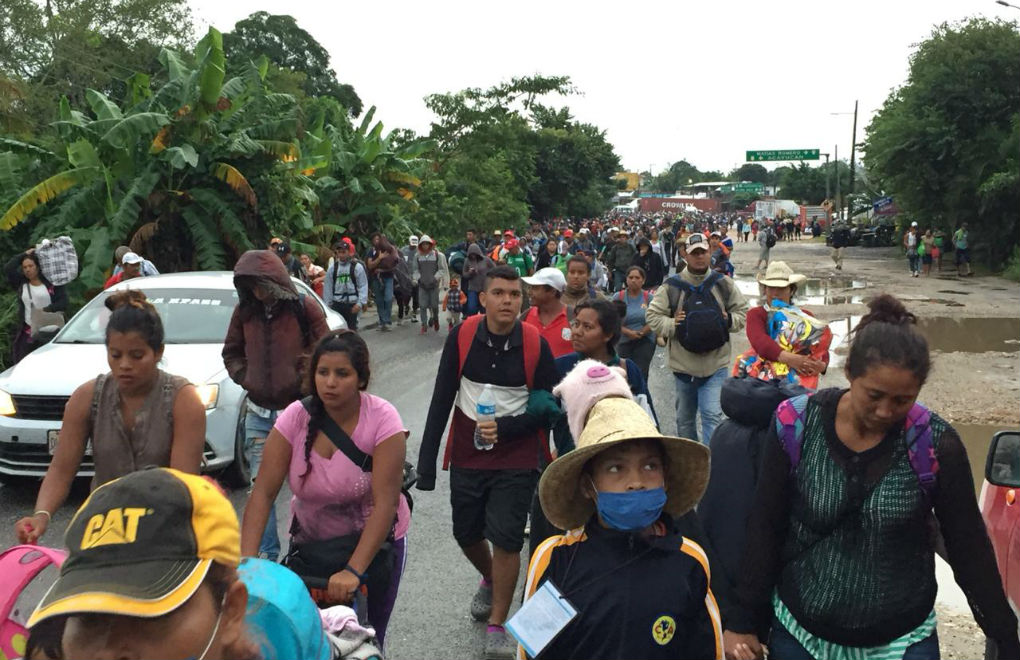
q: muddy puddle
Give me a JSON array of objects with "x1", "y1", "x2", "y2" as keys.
[
  {"x1": 827, "y1": 316, "x2": 1020, "y2": 362},
  {"x1": 735, "y1": 276, "x2": 868, "y2": 306},
  {"x1": 955, "y1": 424, "x2": 1017, "y2": 496}
]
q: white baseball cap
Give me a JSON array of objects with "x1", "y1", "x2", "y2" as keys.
[
  {"x1": 121, "y1": 251, "x2": 143, "y2": 265},
  {"x1": 522, "y1": 267, "x2": 567, "y2": 292},
  {"x1": 418, "y1": 234, "x2": 434, "y2": 246}
]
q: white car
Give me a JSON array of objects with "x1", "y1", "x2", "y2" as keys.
[{"x1": 0, "y1": 272, "x2": 346, "y2": 486}]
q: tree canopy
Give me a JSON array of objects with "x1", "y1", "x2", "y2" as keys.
[
  {"x1": 224, "y1": 12, "x2": 362, "y2": 117},
  {"x1": 416, "y1": 75, "x2": 619, "y2": 237},
  {"x1": 865, "y1": 17, "x2": 1020, "y2": 267}
]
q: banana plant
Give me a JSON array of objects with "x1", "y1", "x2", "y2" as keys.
[
  {"x1": 0, "y1": 27, "x2": 311, "y2": 287},
  {"x1": 314, "y1": 105, "x2": 435, "y2": 240}
]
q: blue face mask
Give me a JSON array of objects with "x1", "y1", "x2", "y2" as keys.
[{"x1": 593, "y1": 486, "x2": 667, "y2": 531}]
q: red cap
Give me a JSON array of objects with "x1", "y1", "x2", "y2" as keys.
[
  {"x1": 563, "y1": 229, "x2": 574, "y2": 238},
  {"x1": 505, "y1": 238, "x2": 519, "y2": 250}
]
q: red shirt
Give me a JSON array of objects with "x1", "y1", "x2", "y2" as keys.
[
  {"x1": 745, "y1": 305, "x2": 831, "y2": 366},
  {"x1": 522, "y1": 306, "x2": 574, "y2": 358},
  {"x1": 103, "y1": 272, "x2": 124, "y2": 290}
]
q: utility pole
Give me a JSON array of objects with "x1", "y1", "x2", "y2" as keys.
[
  {"x1": 834, "y1": 144, "x2": 840, "y2": 222},
  {"x1": 821, "y1": 152, "x2": 831, "y2": 203},
  {"x1": 848, "y1": 99, "x2": 859, "y2": 220}
]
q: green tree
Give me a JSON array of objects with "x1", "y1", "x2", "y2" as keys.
[
  {"x1": 0, "y1": 0, "x2": 193, "y2": 123},
  {"x1": 0, "y1": 27, "x2": 315, "y2": 287},
  {"x1": 312, "y1": 106, "x2": 434, "y2": 249},
  {"x1": 778, "y1": 161, "x2": 852, "y2": 205},
  {"x1": 865, "y1": 18, "x2": 1020, "y2": 268},
  {"x1": 223, "y1": 12, "x2": 362, "y2": 117},
  {"x1": 731, "y1": 163, "x2": 768, "y2": 183},
  {"x1": 419, "y1": 74, "x2": 617, "y2": 233},
  {"x1": 649, "y1": 160, "x2": 701, "y2": 192}
]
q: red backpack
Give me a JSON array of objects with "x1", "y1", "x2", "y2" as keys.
[{"x1": 441, "y1": 314, "x2": 544, "y2": 469}]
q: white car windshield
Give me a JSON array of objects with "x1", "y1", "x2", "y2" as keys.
[{"x1": 57, "y1": 288, "x2": 239, "y2": 344}]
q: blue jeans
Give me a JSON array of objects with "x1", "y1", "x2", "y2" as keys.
[
  {"x1": 674, "y1": 367, "x2": 726, "y2": 445},
  {"x1": 908, "y1": 252, "x2": 920, "y2": 274},
  {"x1": 245, "y1": 408, "x2": 281, "y2": 561},
  {"x1": 372, "y1": 277, "x2": 394, "y2": 326},
  {"x1": 769, "y1": 618, "x2": 940, "y2": 660},
  {"x1": 465, "y1": 290, "x2": 481, "y2": 317}
]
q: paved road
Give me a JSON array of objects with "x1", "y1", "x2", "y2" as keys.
[
  {"x1": 0, "y1": 238, "x2": 974, "y2": 658},
  {"x1": 0, "y1": 306, "x2": 681, "y2": 660}
]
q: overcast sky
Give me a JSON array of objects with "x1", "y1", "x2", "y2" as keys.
[{"x1": 191, "y1": 0, "x2": 1015, "y2": 175}]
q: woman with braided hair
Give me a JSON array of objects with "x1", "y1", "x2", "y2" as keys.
[
  {"x1": 241, "y1": 329, "x2": 410, "y2": 647},
  {"x1": 14, "y1": 290, "x2": 206, "y2": 545}
]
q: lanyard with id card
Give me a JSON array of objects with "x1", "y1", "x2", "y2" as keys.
[{"x1": 505, "y1": 581, "x2": 577, "y2": 658}]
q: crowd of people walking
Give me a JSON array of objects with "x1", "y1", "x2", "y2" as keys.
[{"x1": 5, "y1": 208, "x2": 1017, "y2": 660}]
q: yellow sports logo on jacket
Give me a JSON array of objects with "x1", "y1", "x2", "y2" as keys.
[{"x1": 80, "y1": 507, "x2": 152, "y2": 549}]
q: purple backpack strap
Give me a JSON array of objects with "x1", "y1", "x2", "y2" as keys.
[
  {"x1": 776, "y1": 394, "x2": 811, "y2": 475},
  {"x1": 904, "y1": 403, "x2": 938, "y2": 506}
]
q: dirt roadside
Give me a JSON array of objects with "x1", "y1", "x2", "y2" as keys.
[
  {"x1": 725, "y1": 236, "x2": 1018, "y2": 660},
  {"x1": 727, "y1": 239, "x2": 1020, "y2": 427}
]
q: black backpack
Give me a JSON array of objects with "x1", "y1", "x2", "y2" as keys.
[
  {"x1": 765, "y1": 228, "x2": 777, "y2": 248},
  {"x1": 666, "y1": 272, "x2": 729, "y2": 353}
]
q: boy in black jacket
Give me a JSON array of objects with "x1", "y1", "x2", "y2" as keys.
[{"x1": 519, "y1": 361, "x2": 720, "y2": 660}]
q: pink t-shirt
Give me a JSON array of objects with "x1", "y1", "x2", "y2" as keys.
[{"x1": 274, "y1": 393, "x2": 411, "y2": 543}]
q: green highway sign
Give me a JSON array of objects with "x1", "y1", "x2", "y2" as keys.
[
  {"x1": 746, "y1": 149, "x2": 820, "y2": 162},
  {"x1": 721, "y1": 182, "x2": 765, "y2": 193}
]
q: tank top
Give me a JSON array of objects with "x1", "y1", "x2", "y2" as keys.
[{"x1": 89, "y1": 369, "x2": 191, "y2": 490}]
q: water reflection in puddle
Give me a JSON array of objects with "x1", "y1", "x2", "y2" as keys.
[
  {"x1": 734, "y1": 276, "x2": 868, "y2": 307},
  {"x1": 825, "y1": 316, "x2": 1020, "y2": 368}
]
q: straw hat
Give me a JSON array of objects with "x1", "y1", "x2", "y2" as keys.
[
  {"x1": 757, "y1": 261, "x2": 807, "y2": 288},
  {"x1": 538, "y1": 397, "x2": 710, "y2": 530}
]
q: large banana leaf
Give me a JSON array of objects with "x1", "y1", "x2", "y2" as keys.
[
  {"x1": 181, "y1": 206, "x2": 227, "y2": 270},
  {"x1": 164, "y1": 144, "x2": 199, "y2": 170},
  {"x1": 255, "y1": 140, "x2": 300, "y2": 161},
  {"x1": 0, "y1": 139, "x2": 57, "y2": 160},
  {"x1": 67, "y1": 140, "x2": 101, "y2": 169},
  {"x1": 189, "y1": 187, "x2": 253, "y2": 253},
  {"x1": 358, "y1": 107, "x2": 376, "y2": 134},
  {"x1": 195, "y1": 28, "x2": 225, "y2": 114},
  {"x1": 52, "y1": 180, "x2": 105, "y2": 232},
  {"x1": 211, "y1": 163, "x2": 257, "y2": 208},
  {"x1": 0, "y1": 152, "x2": 23, "y2": 197},
  {"x1": 395, "y1": 138, "x2": 438, "y2": 159},
  {"x1": 159, "y1": 49, "x2": 190, "y2": 84},
  {"x1": 359, "y1": 138, "x2": 382, "y2": 165},
  {"x1": 101, "y1": 113, "x2": 171, "y2": 150},
  {"x1": 109, "y1": 167, "x2": 161, "y2": 239},
  {"x1": 86, "y1": 89, "x2": 123, "y2": 121},
  {"x1": 245, "y1": 115, "x2": 300, "y2": 141},
  {"x1": 125, "y1": 73, "x2": 151, "y2": 109},
  {"x1": 75, "y1": 226, "x2": 112, "y2": 289},
  {"x1": 0, "y1": 167, "x2": 98, "y2": 230}
]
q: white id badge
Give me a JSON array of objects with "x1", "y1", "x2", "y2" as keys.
[{"x1": 506, "y1": 581, "x2": 578, "y2": 658}]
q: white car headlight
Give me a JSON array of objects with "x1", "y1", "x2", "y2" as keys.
[
  {"x1": 0, "y1": 390, "x2": 14, "y2": 416},
  {"x1": 194, "y1": 384, "x2": 219, "y2": 410}
]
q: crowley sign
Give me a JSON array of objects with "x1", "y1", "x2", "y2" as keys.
[{"x1": 637, "y1": 197, "x2": 720, "y2": 213}]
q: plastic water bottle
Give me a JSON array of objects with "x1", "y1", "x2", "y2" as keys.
[{"x1": 473, "y1": 384, "x2": 496, "y2": 451}]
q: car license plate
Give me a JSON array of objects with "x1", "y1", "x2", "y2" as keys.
[{"x1": 47, "y1": 430, "x2": 91, "y2": 455}]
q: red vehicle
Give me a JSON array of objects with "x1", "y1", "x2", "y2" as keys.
[{"x1": 981, "y1": 430, "x2": 1020, "y2": 659}]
